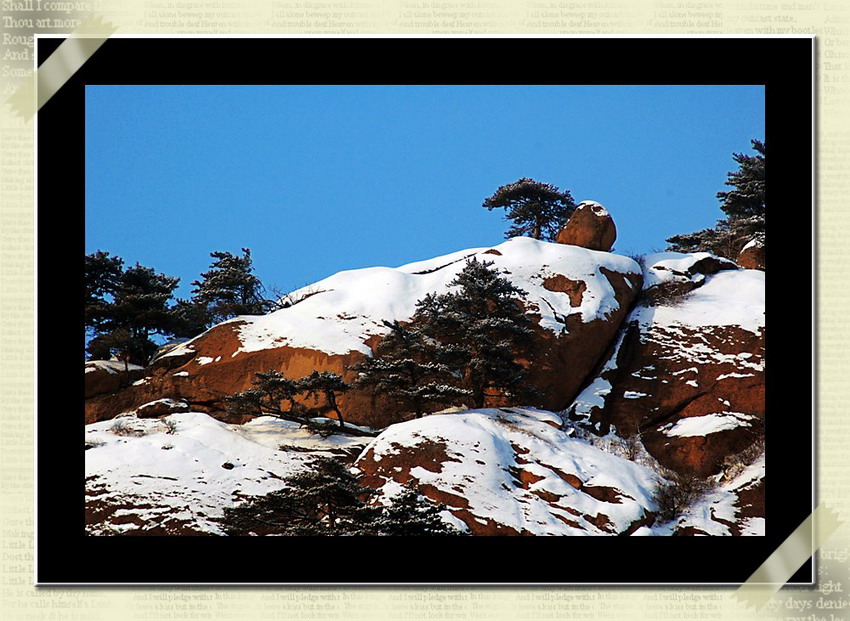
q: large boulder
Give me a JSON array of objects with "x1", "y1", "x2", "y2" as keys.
[
  {"x1": 85, "y1": 238, "x2": 642, "y2": 428},
  {"x1": 555, "y1": 200, "x2": 617, "y2": 251},
  {"x1": 568, "y1": 252, "x2": 764, "y2": 478}
]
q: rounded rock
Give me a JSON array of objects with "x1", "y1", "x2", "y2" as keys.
[{"x1": 556, "y1": 201, "x2": 617, "y2": 251}]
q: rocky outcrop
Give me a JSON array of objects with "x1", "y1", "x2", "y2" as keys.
[
  {"x1": 556, "y1": 201, "x2": 617, "y2": 251},
  {"x1": 85, "y1": 360, "x2": 145, "y2": 399},
  {"x1": 639, "y1": 251, "x2": 738, "y2": 304},
  {"x1": 568, "y1": 253, "x2": 764, "y2": 478},
  {"x1": 85, "y1": 238, "x2": 642, "y2": 428}
]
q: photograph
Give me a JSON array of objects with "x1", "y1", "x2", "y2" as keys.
[
  {"x1": 82, "y1": 83, "x2": 768, "y2": 539},
  {"x1": 34, "y1": 36, "x2": 813, "y2": 585}
]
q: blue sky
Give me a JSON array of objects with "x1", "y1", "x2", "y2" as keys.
[{"x1": 85, "y1": 84, "x2": 764, "y2": 300}]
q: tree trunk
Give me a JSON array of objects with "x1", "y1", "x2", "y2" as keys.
[
  {"x1": 472, "y1": 384, "x2": 485, "y2": 409},
  {"x1": 328, "y1": 394, "x2": 345, "y2": 427}
]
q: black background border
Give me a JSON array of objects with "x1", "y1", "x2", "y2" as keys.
[{"x1": 36, "y1": 36, "x2": 814, "y2": 585}]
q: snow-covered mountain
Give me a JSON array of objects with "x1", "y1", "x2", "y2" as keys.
[{"x1": 85, "y1": 204, "x2": 766, "y2": 536}]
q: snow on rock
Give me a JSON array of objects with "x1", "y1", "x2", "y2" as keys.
[
  {"x1": 356, "y1": 408, "x2": 661, "y2": 536},
  {"x1": 640, "y1": 252, "x2": 732, "y2": 289},
  {"x1": 85, "y1": 406, "x2": 764, "y2": 537},
  {"x1": 667, "y1": 454, "x2": 765, "y2": 536},
  {"x1": 91, "y1": 238, "x2": 642, "y2": 428},
  {"x1": 85, "y1": 412, "x2": 372, "y2": 535},
  {"x1": 566, "y1": 326, "x2": 627, "y2": 432},
  {"x1": 638, "y1": 251, "x2": 740, "y2": 309},
  {"x1": 634, "y1": 269, "x2": 764, "y2": 334},
  {"x1": 84, "y1": 360, "x2": 146, "y2": 399},
  {"x1": 567, "y1": 252, "x2": 765, "y2": 477},
  {"x1": 193, "y1": 237, "x2": 639, "y2": 357},
  {"x1": 132, "y1": 398, "x2": 190, "y2": 418},
  {"x1": 660, "y1": 412, "x2": 756, "y2": 438},
  {"x1": 86, "y1": 360, "x2": 145, "y2": 375}
]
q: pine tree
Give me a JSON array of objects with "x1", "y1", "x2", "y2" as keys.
[
  {"x1": 84, "y1": 250, "x2": 125, "y2": 333},
  {"x1": 717, "y1": 139, "x2": 765, "y2": 220},
  {"x1": 350, "y1": 320, "x2": 471, "y2": 420},
  {"x1": 665, "y1": 215, "x2": 764, "y2": 259},
  {"x1": 225, "y1": 370, "x2": 351, "y2": 430},
  {"x1": 299, "y1": 371, "x2": 351, "y2": 428},
  {"x1": 666, "y1": 140, "x2": 765, "y2": 260},
  {"x1": 482, "y1": 177, "x2": 576, "y2": 241},
  {"x1": 84, "y1": 253, "x2": 181, "y2": 365},
  {"x1": 220, "y1": 457, "x2": 377, "y2": 536},
  {"x1": 167, "y1": 298, "x2": 212, "y2": 339},
  {"x1": 86, "y1": 328, "x2": 133, "y2": 364},
  {"x1": 191, "y1": 248, "x2": 269, "y2": 325},
  {"x1": 416, "y1": 258, "x2": 535, "y2": 409},
  {"x1": 220, "y1": 457, "x2": 466, "y2": 536},
  {"x1": 371, "y1": 483, "x2": 464, "y2": 536},
  {"x1": 108, "y1": 264, "x2": 181, "y2": 363},
  {"x1": 224, "y1": 370, "x2": 305, "y2": 423}
]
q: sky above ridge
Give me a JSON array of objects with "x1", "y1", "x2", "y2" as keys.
[{"x1": 85, "y1": 84, "x2": 764, "y2": 299}]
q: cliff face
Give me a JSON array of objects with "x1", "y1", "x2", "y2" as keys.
[{"x1": 568, "y1": 253, "x2": 765, "y2": 478}]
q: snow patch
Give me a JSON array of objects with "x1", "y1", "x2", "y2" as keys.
[
  {"x1": 717, "y1": 372, "x2": 755, "y2": 381},
  {"x1": 633, "y1": 269, "x2": 764, "y2": 333},
  {"x1": 568, "y1": 327, "x2": 627, "y2": 423},
  {"x1": 739, "y1": 517, "x2": 765, "y2": 536},
  {"x1": 577, "y1": 200, "x2": 609, "y2": 217},
  {"x1": 660, "y1": 412, "x2": 756, "y2": 437},
  {"x1": 85, "y1": 360, "x2": 144, "y2": 375}
]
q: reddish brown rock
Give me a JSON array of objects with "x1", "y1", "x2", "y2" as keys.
[
  {"x1": 85, "y1": 323, "x2": 386, "y2": 426},
  {"x1": 85, "y1": 361, "x2": 145, "y2": 399},
  {"x1": 733, "y1": 475, "x2": 765, "y2": 527},
  {"x1": 356, "y1": 437, "x2": 528, "y2": 536},
  {"x1": 85, "y1": 247, "x2": 643, "y2": 429},
  {"x1": 568, "y1": 266, "x2": 765, "y2": 478},
  {"x1": 542, "y1": 274, "x2": 586, "y2": 307},
  {"x1": 516, "y1": 268, "x2": 641, "y2": 417},
  {"x1": 737, "y1": 237, "x2": 765, "y2": 270},
  {"x1": 556, "y1": 201, "x2": 617, "y2": 251}
]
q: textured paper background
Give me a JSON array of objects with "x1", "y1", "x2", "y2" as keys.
[{"x1": 1, "y1": 1, "x2": 847, "y2": 619}]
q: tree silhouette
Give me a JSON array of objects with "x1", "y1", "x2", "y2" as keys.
[{"x1": 483, "y1": 177, "x2": 576, "y2": 241}]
